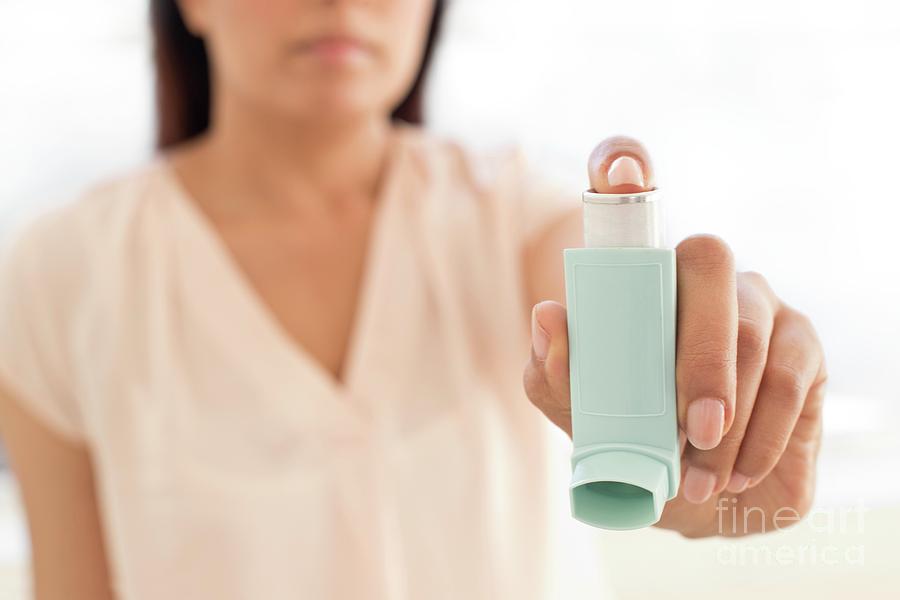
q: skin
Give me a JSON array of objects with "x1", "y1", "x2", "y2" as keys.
[{"x1": 0, "y1": 0, "x2": 827, "y2": 596}]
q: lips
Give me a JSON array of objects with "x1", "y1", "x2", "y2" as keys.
[{"x1": 295, "y1": 35, "x2": 373, "y2": 64}]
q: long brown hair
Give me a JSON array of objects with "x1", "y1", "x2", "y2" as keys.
[{"x1": 150, "y1": 0, "x2": 446, "y2": 150}]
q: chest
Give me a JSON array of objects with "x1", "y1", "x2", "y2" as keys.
[{"x1": 214, "y1": 204, "x2": 376, "y2": 385}]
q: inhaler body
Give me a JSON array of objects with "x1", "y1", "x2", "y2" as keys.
[{"x1": 564, "y1": 189, "x2": 680, "y2": 530}]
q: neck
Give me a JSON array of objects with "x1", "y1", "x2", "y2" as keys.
[{"x1": 203, "y1": 92, "x2": 394, "y2": 211}]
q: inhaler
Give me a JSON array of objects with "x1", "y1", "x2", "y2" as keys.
[{"x1": 563, "y1": 184, "x2": 680, "y2": 530}]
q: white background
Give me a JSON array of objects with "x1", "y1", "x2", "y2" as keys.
[{"x1": 1, "y1": 0, "x2": 899, "y2": 598}]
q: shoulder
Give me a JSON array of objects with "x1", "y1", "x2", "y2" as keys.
[
  {"x1": 0, "y1": 160, "x2": 168, "y2": 306},
  {"x1": 0, "y1": 162, "x2": 166, "y2": 444},
  {"x1": 396, "y1": 123, "x2": 531, "y2": 199},
  {"x1": 16, "y1": 160, "x2": 163, "y2": 243},
  {"x1": 395, "y1": 124, "x2": 576, "y2": 243}
]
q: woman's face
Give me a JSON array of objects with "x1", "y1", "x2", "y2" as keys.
[{"x1": 179, "y1": 0, "x2": 435, "y2": 122}]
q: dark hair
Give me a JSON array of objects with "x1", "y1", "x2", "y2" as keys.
[{"x1": 151, "y1": 0, "x2": 446, "y2": 150}]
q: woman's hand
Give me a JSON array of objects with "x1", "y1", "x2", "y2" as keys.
[{"x1": 522, "y1": 136, "x2": 828, "y2": 538}]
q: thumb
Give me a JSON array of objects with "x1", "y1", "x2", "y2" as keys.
[{"x1": 523, "y1": 300, "x2": 572, "y2": 436}]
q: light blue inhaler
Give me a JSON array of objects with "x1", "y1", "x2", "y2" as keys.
[{"x1": 563, "y1": 186, "x2": 679, "y2": 530}]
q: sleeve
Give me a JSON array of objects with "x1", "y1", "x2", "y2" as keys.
[{"x1": 0, "y1": 210, "x2": 86, "y2": 443}]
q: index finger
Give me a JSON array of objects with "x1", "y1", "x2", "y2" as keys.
[
  {"x1": 587, "y1": 135, "x2": 657, "y2": 194},
  {"x1": 675, "y1": 234, "x2": 738, "y2": 451}
]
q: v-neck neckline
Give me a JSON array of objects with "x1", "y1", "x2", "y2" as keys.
[{"x1": 158, "y1": 125, "x2": 407, "y2": 403}]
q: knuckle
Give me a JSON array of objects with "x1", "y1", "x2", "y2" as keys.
[
  {"x1": 740, "y1": 269, "x2": 768, "y2": 287},
  {"x1": 766, "y1": 361, "x2": 808, "y2": 404},
  {"x1": 776, "y1": 307, "x2": 825, "y2": 370},
  {"x1": 780, "y1": 307, "x2": 822, "y2": 352},
  {"x1": 678, "y1": 335, "x2": 737, "y2": 374},
  {"x1": 737, "y1": 314, "x2": 770, "y2": 361},
  {"x1": 739, "y1": 270, "x2": 775, "y2": 299},
  {"x1": 677, "y1": 234, "x2": 735, "y2": 273},
  {"x1": 738, "y1": 271, "x2": 777, "y2": 311},
  {"x1": 784, "y1": 306, "x2": 815, "y2": 332}
]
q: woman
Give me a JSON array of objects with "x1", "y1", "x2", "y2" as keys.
[{"x1": 0, "y1": 0, "x2": 827, "y2": 598}]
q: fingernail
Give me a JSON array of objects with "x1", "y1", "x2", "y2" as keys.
[
  {"x1": 531, "y1": 305, "x2": 550, "y2": 361},
  {"x1": 682, "y1": 466, "x2": 717, "y2": 504},
  {"x1": 726, "y1": 471, "x2": 750, "y2": 494},
  {"x1": 686, "y1": 398, "x2": 725, "y2": 450},
  {"x1": 606, "y1": 155, "x2": 645, "y2": 188}
]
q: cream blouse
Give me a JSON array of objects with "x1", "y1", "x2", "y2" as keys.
[{"x1": 0, "y1": 124, "x2": 613, "y2": 599}]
